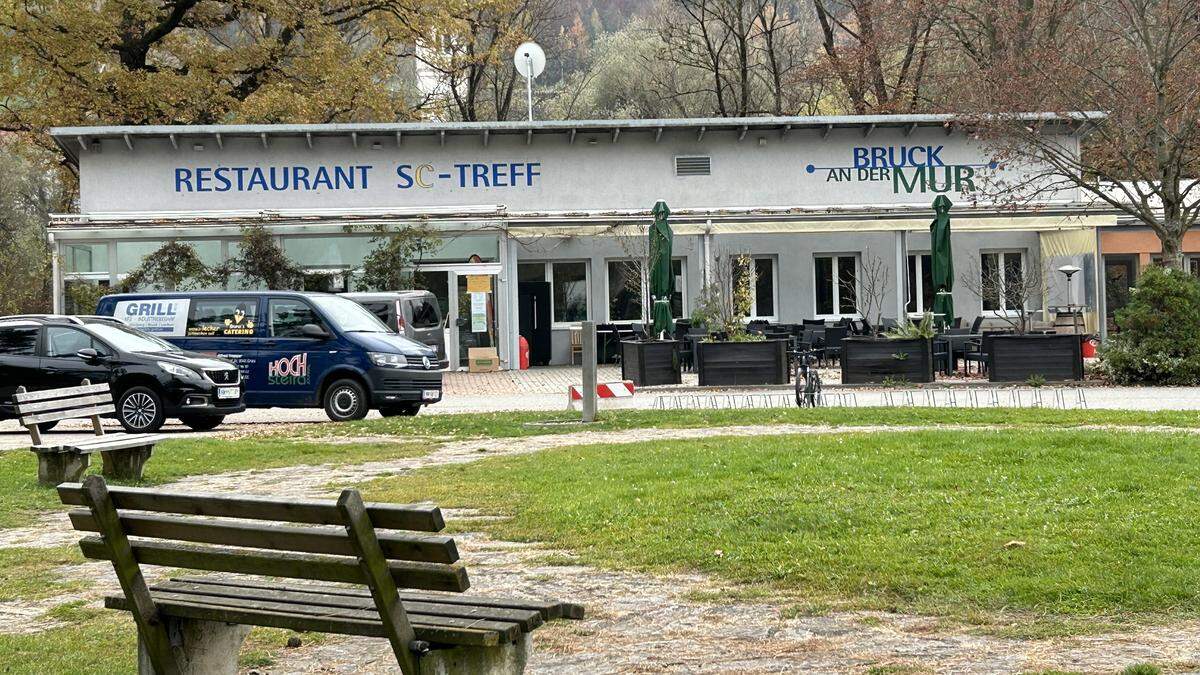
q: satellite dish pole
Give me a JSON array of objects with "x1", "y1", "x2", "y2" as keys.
[{"x1": 513, "y1": 42, "x2": 546, "y2": 122}]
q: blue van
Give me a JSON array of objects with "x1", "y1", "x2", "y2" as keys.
[{"x1": 95, "y1": 292, "x2": 442, "y2": 420}]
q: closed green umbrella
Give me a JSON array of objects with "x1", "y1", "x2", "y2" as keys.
[
  {"x1": 930, "y1": 195, "x2": 954, "y2": 330},
  {"x1": 649, "y1": 200, "x2": 674, "y2": 338}
]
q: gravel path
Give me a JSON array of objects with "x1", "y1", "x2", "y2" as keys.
[{"x1": 3, "y1": 423, "x2": 1199, "y2": 673}]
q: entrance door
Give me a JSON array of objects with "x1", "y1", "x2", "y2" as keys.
[
  {"x1": 518, "y1": 282, "x2": 552, "y2": 366},
  {"x1": 1104, "y1": 256, "x2": 1137, "y2": 320},
  {"x1": 455, "y1": 273, "x2": 497, "y2": 367}
]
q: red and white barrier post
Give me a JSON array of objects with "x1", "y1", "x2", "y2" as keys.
[{"x1": 568, "y1": 380, "x2": 636, "y2": 408}]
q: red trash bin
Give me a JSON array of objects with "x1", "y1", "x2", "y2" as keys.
[
  {"x1": 1082, "y1": 336, "x2": 1097, "y2": 358},
  {"x1": 519, "y1": 336, "x2": 531, "y2": 370}
]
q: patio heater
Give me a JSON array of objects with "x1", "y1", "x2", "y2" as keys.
[{"x1": 1058, "y1": 265, "x2": 1082, "y2": 334}]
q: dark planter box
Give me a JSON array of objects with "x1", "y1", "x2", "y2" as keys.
[
  {"x1": 988, "y1": 333, "x2": 1083, "y2": 382},
  {"x1": 696, "y1": 339, "x2": 789, "y2": 386},
  {"x1": 621, "y1": 340, "x2": 682, "y2": 387},
  {"x1": 841, "y1": 337, "x2": 934, "y2": 384}
]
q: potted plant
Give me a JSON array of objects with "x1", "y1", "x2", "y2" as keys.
[
  {"x1": 692, "y1": 253, "x2": 789, "y2": 386},
  {"x1": 962, "y1": 251, "x2": 1084, "y2": 382},
  {"x1": 842, "y1": 313, "x2": 936, "y2": 384}
]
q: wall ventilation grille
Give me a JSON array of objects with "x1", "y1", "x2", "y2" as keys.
[{"x1": 675, "y1": 155, "x2": 711, "y2": 176}]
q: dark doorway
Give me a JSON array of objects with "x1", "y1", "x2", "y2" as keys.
[
  {"x1": 1104, "y1": 255, "x2": 1137, "y2": 329},
  {"x1": 518, "y1": 282, "x2": 552, "y2": 366}
]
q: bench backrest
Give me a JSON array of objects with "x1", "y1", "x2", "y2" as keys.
[
  {"x1": 60, "y1": 477, "x2": 463, "y2": 675},
  {"x1": 14, "y1": 380, "x2": 112, "y2": 444}
]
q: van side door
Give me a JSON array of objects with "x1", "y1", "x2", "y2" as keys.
[
  {"x1": 259, "y1": 297, "x2": 338, "y2": 407},
  {"x1": 175, "y1": 297, "x2": 264, "y2": 398}
]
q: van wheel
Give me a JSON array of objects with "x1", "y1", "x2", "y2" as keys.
[
  {"x1": 117, "y1": 386, "x2": 165, "y2": 433},
  {"x1": 324, "y1": 379, "x2": 369, "y2": 422},
  {"x1": 180, "y1": 415, "x2": 224, "y2": 432},
  {"x1": 379, "y1": 404, "x2": 421, "y2": 417}
]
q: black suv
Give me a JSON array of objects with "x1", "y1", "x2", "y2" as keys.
[{"x1": 0, "y1": 315, "x2": 245, "y2": 433}]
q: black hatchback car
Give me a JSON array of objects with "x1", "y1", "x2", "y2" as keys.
[{"x1": 0, "y1": 315, "x2": 245, "y2": 433}]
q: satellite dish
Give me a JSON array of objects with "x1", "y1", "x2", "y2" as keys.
[{"x1": 514, "y1": 42, "x2": 546, "y2": 79}]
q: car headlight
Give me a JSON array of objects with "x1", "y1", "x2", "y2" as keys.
[
  {"x1": 369, "y1": 352, "x2": 409, "y2": 368},
  {"x1": 158, "y1": 362, "x2": 199, "y2": 378}
]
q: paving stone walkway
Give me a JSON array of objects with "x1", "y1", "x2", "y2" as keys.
[{"x1": 2, "y1": 423, "x2": 1199, "y2": 673}]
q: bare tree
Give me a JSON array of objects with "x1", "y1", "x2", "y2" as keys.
[
  {"x1": 960, "y1": 250, "x2": 1049, "y2": 334},
  {"x1": 810, "y1": 0, "x2": 941, "y2": 113},
  {"x1": 693, "y1": 250, "x2": 754, "y2": 336},
  {"x1": 963, "y1": 0, "x2": 1200, "y2": 269},
  {"x1": 842, "y1": 253, "x2": 889, "y2": 330}
]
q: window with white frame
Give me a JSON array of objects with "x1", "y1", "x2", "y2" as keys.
[
  {"x1": 980, "y1": 251, "x2": 1025, "y2": 313},
  {"x1": 906, "y1": 253, "x2": 934, "y2": 313},
  {"x1": 518, "y1": 261, "x2": 589, "y2": 323},
  {"x1": 732, "y1": 256, "x2": 777, "y2": 319},
  {"x1": 607, "y1": 260, "x2": 644, "y2": 322},
  {"x1": 814, "y1": 255, "x2": 858, "y2": 316}
]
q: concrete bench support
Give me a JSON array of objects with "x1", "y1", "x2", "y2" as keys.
[
  {"x1": 419, "y1": 634, "x2": 532, "y2": 675},
  {"x1": 137, "y1": 619, "x2": 250, "y2": 675},
  {"x1": 35, "y1": 451, "x2": 89, "y2": 487},
  {"x1": 101, "y1": 446, "x2": 154, "y2": 481}
]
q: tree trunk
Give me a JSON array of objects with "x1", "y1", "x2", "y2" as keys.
[{"x1": 1158, "y1": 229, "x2": 1185, "y2": 270}]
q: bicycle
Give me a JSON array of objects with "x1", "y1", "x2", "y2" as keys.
[{"x1": 792, "y1": 349, "x2": 823, "y2": 408}]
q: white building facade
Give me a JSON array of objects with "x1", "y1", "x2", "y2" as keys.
[{"x1": 49, "y1": 115, "x2": 1112, "y2": 369}]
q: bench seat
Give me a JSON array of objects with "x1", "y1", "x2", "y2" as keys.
[
  {"x1": 33, "y1": 433, "x2": 163, "y2": 454},
  {"x1": 105, "y1": 577, "x2": 582, "y2": 647}
]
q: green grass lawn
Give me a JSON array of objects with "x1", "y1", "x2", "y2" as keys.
[
  {"x1": 332, "y1": 406, "x2": 1200, "y2": 440},
  {"x1": 360, "y1": 427, "x2": 1200, "y2": 634},
  {"x1": 0, "y1": 436, "x2": 431, "y2": 529}
]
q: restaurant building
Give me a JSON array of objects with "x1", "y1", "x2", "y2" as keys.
[{"x1": 49, "y1": 114, "x2": 1113, "y2": 370}]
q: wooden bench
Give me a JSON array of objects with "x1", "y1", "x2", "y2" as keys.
[
  {"x1": 60, "y1": 476, "x2": 584, "y2": 675},
  {"x1": 16, "y1": 381, "x2": 161, "y2": 486}
]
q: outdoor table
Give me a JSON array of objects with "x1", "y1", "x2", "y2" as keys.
[{"x1": 940, "y1": 333, "x2": 981, "y2": 373}]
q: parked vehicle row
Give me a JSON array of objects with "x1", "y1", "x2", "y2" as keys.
[
  {"x1": 98, "y1": 291, "x2": 443, "y2": 421},
  {"x1": 0, "y1": 291, "x2": 445, "y2": 434}
]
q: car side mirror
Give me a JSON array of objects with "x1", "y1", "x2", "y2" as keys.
[
  {"x1": 301, "y1": 323, "x2": 330, "y2": 339},
  {"x1": 76, "y1": 348, "x2": 103, "y2": 363}
]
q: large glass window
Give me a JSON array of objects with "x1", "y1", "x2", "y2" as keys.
[
  {"x1": 186, "y1": 298, "x2": 260, "y2": 337},
  {"x1": 815, "y1": 255, "x2": 858, "y2": 316},
  {"x1": 732, "y1": 256, "x2": 776, "y2": 319},
  {"x1": 671, "y1": 258, "x2": 686, "y2": 318},
  {"x1": 117, "y1": 240, "x2": 222, "y2": 274},
  {"x1": 608, "y1": 260, "x2": 643, "y2": 322},
  {"x1": 63, "y1": 243, "x2": 108, "y2": 274},
  {"x1": 0, "y1": 326, "x2": 38, "y2": 356},
  {"x1": 518, "y1": 263, "x2": 545, "y2": 283},
  {"x1": 906, "y1": 254, "x2": 934, "y2": 313},
  {"x1": 552, "y1": 262, "x2": 587, "y2": 323},
  {"x1": 412, "y1": 270, "x2": 450, "y2": 317},
  {"x1": 981, "y1": 251, "x2": 1025, "y2": 313}
]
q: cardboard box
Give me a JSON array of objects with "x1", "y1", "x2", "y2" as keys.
[{"x1": 468, "y1": 347, "x2": 500, "y2": 373}]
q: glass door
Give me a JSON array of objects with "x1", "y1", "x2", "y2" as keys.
[{"x1": 455, "y1": 273, "x2": 498, "y2": 367}]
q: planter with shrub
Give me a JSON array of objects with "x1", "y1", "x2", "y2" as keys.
[
  {"x1": 621, "y1": 340, "x2": 682, "y2": 387},
  {"x1": 1101, "y1": 265, "x2": 1200, "y2": 385},
  {"x1": 841, "y1": 337, "x2": 934, "y2": 384},
  {"x1": 696, "y1": 338, "x2": 790, "y2": 386},
  {"x1": 988, "y1": 333, "x2": 1083, "y2": 382}
]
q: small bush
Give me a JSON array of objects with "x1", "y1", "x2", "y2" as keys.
[
  {"x1": 1120, "y1": 664, "x2": 1161, "y2": 675},
  {"x1": 1101, "y1": 266, "x2": 1200, "y2": 385},
  {"x1": 1025, "y1": 374, "x2": 1046, "y2": 388}
]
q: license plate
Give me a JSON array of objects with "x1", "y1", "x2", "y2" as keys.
[
  {"x1": 422, "y1": 389, "x2": 441, "y2": 401},
  {"x1": 217, "y1": 387, "x2": 240, "y2": 400}
]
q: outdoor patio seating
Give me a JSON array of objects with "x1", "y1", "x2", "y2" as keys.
[{"x1": 822, "y1": 325, "x2": 849, "y2": 364}]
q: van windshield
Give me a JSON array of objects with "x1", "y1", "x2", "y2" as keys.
[
  {"x1": 86, "y1": 323, "x2": 180, "y2": 353},
  {"x1": 310, "y1": 296, "x2": 391, "y2": 333}
]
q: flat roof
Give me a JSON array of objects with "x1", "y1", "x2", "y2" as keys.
[{"x1": 50, "y1": 112, "x2": 1104, "y2": 165}]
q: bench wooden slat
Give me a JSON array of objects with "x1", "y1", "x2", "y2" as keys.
[
  {"x1": 141, "y1": 590, "x2": 522, "y2": 642},
  {"x1": 59, "y1": 483, "x2": 444, "y2": 532},
  {"x1": 68, "y1": 511, "x2": 459, "y2": 563},
  {"x1": 104, "y1": 595, "x2": 505, "y2": 646},
  {"x1": 175, "y1": 575, "x2": 584, "y2": 621},
  {"x1": 21, "y1": 404, "x2": 115, "y2": 426},
  {"x1": 78, "y1": 537, "x2": 470, "y2": 592},
  {"x1": 153, "y1": 580, "x2": 542, "y2": 631},
  {"x1": 35, "y1": 435, "x2": 162, "y2": 455},
  {"x1": 14, "y1": 394, "x2": 113, "y2": 415},
  {"x1": 13, "y1": 383, "x2": 110, "y2": 403}
]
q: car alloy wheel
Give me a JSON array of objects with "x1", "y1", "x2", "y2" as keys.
[{"x1": 122, "y1": 391, "x2": 158, "y2": 430}]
